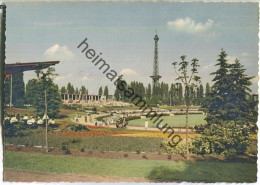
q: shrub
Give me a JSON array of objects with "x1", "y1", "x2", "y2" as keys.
[
  {"x1": 136, "y1": 150, "x2": 141, "y2": 154},
  {"x1": 70, "y1": 124, "x2": 89, "y2": 132},
  {"x1": 71, "y1": 138, "x2": 81, "y2": 144},
  {"x1": 61, "y1": 142, "x2": 71, "y2": 154},
  {"x1": 80, "y1": 148, "x2": 85, "y2": 152},
  {"x1": 161, "y1": 138, "x2": 191, "y2": 156},
  {"x1": 124, "y1": 154, "x2": 128, "y2": 158},
  {"x1": 192, "y1": 121, "x2": 250, "y2": 158}
]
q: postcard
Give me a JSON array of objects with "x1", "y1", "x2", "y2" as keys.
[{"x1": 0, "y1": 0, "x2": 258, "y2": 183}]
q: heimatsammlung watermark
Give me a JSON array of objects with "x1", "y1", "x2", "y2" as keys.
[{"x1": 77, "y1": 38, "x2": 182, "y2": 147}]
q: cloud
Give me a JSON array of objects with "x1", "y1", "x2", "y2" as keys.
[
  {"x1": 167, "y1": 17, "x2": 214, "y2": 33},
  {"x1": 44, "y1": 44, "x2": 74, "y2": 61},
  {"x1": 55, "y1": 73, "x2": 73, "y2": 81},
  {"x1": 202, "y1": 63, "x2": 215, "y2": 71},
  {"x1": 241, "y1": 52, "x2": 249, "y2": 57},
  {"x1": 81, "y1": 74, "x2": 89, "y2": 81},
  {"x1": 120, "y1": 68, "x2": 138, "y2": 76},
  {"x1": 251, "y1": 75, "x2": 259, "y2": 84}
]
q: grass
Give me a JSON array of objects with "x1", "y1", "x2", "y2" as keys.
[
  {"x1": 96, "y1": 105, "x2": 140, "y2": 112},
  {"x1": 5, "y1": 135, "x2": 165, "y2": 153},
  {"x1": 128, "y1": 114, "x2": 207, "y2": 127},
  {"x1": 4, "y1": 151, "x2": 257, "y2": 182},
  {"x1": 5, "y1": 107, "x2": 36, "y2": 116},
  {"x1": 158, "y1": 105, "x2": 200, "y2": 110}
]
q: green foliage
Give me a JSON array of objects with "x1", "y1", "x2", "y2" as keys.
[
  {"x1": 60, "y1": 86, "x2": 66, "y2": 94},
  {"x1": 204, "y1": 49, "x2": 255, "y2": 125},
  {"x1": 80, "y1": 86, "x2": 88, "y2": 94},
  {"x1": 205, "y1": 82, "x2": 211, "y2": 96},
  {"x1": 5, "y1": 151, "x2": 257, "y2": 182},
  {"x1": 25, "y1": 79, "x2": 38, "y2": 105},
  {"x1": 66, "y1": 82, "x2": 74, "y2": 94},
  {"x1": 161, "y1": 139, "x2": 192, "y2": 156},
  {"x1": 34, "y1": 82, "x2": 61, "y2": 118},
  {"x1": 98, "y1": 86, "x2": 103, "y2": 96},
  {"x1": 70, "y1": 124, "x2": 89, "y2": 132},
  {"x1": 4, "y1": 151, "x2": 257, "y2": 182},
  {"x1": 3, "y1": 120, "x2": 46, "y2": 137},
  {"x1": 26, "y1": 67, "x2": 61, "y2": 118},
  {"x1": 6, "y1": 135, "x2": 165, "y2": 153},
  {"x1": 61, "y1": 141, "x2": 71, "y2": 154},
  {"x1": 113, "y1": 77, "x2": 206, "y2": 106},
  {"x1": 192, "y1": 121, "x2": 250, "y2": 158},
  {"x1": 5, "y1": 72, "x2": 25, "y2": 107},
  {"x1": 4, "y1": 122, "x2": 30, "y2": 137},
  {"x1": 104, "y1": 86, "x2": 109, "y2": 99}
]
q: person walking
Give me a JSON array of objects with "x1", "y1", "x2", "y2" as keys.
[{"x1": 145, "y1": 120, "x2": 149, "y2": 130}]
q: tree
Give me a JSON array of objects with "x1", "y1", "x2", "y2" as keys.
[
  {"x1": 176, "y1": 83, "x2": 183, "y2": 105},
  {"x1": 33, "y1": 67, "x2": 61, "y2": 118},
  {"x1": 67, "y1": 83, "x2": 74, "y2": 94},
  {"x1": 205, "y1": 82, "x2": 211, "y2": 96},
  {"x1": 104, "y1": 86, "x2": 109, "y2": 99},
  {"x1": 172, "y1": 55, "x2": 201, "y2": 159},
  {"x1": 114, "y1": 87, "x2": 120, "y2": 101},
  {"x1": 5, "y1": 72, "x2": 25, "y2": 107},
  {"x1": 60, "y1": 86, "x2": 66, "y2": 94},
  {"x1": 198, "y1": 84, "x2": 204, "y2": 105},
  {"x1": 75, "y1": 87, "x2": 79, "y2": 94},
  {"x1": 98, "y1": 86, "x2": 103, "y2": 96},
  {"x1": 80, "y1": 86, "x2": 87, "y2": 94},
  {"x1": 146, "y1": 83, "x2": 152, "y2": 101},
  {"x1": 205, "y1": 49, "x2": 232, "y2": 124},
  {"x1": 35, "y1": 66, "x2": 61, "y2": 153},
  {"x1": 25, "y1": 79, "x2": 38, "y2": 105},
  {"x1": 228, "y1": 59, "x2": 255, "y2": 124},
  {"x1": 195, "y1": 50, "x2": 255, "y2": 158}
]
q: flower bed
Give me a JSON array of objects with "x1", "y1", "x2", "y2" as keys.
[
  {"x1": 56, "y1": 120, "x2": 72, "y2": 124},
  {"x1": 87, "y1": 125, "x2": 105, "y2": 129},
  {"x1": 116, "y1": 132, "x2": 201, "y2": 138},
  {"x1": 49, "y1": 130, "x2": 131, "y2": 137}
]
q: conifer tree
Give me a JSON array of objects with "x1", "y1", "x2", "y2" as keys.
[
  {"x1": 60, "y1": 86, "x2": 66, "y2": 94},
  {"x1": 205, "y1": 49, "x2": 230, "y2": 124},
  {"x1": 104, "y1": 86, "x2": 109, "y2": 99},
  {"x1": 98, "y1": 86, "x2": 103, "y2": 96},
  {"x1": 228, "y1": 59, "x2": 255, "y2": 124},
  {"x1": 205, "y1": 82, "x2": 211, "y2": 96}
]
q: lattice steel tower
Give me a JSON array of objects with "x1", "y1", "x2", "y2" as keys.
[{"x1": 150, "y1": 32, "x2": 161, "y2": 86}]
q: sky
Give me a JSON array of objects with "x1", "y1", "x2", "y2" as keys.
[{"x1": 5, "y1": 1, "x2": 259, "y2": 94}]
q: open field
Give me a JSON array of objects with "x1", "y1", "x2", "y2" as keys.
[
  {"x1": 4, "y1": 151, "x2": 257, "y2": 182},
  {"x1": 128, "y1": 114, "x2": 207, "y2": 127}
]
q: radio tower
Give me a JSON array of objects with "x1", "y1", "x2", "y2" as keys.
[{"x1": 150, "y1": 31, "x2": 161, "y2": 86}]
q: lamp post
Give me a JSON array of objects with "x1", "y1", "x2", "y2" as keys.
[{"x1": 0, "y1": 3, "x2": 6, "y2": 155}]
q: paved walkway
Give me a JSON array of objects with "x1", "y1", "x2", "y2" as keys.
[{"x1": 73, "y1": 113, "x2": 193, "y2": 132}]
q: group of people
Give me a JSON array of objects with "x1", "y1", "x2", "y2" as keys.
[
  {"x1": 94, "y1": 118, "x2": 112, "y2": 127},
  {"x1": 4, "y1": 114, "x2": 56, "y2": 125}
]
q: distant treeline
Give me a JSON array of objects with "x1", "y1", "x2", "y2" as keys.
[{"x1": 114, "y1": 81, "x2": 211, "y2": 106}]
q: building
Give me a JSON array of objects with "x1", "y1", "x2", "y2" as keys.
[
  {"x1": 61, "y1": 93, "x2": 106, "y2": 103},
  {"x1": 150, "y1": 32, "x2": 161, "y2": 86}
]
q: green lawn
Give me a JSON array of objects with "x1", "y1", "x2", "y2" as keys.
[
  {"x1": 4, "y1": 151, "x2": 257, "y2": 182},
  {"x1": 128, "y1": 114, "x2": 207, "y2": 127},
  {"x1": 5, "y1": 135, "x2": 164, "y2": 153}
]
